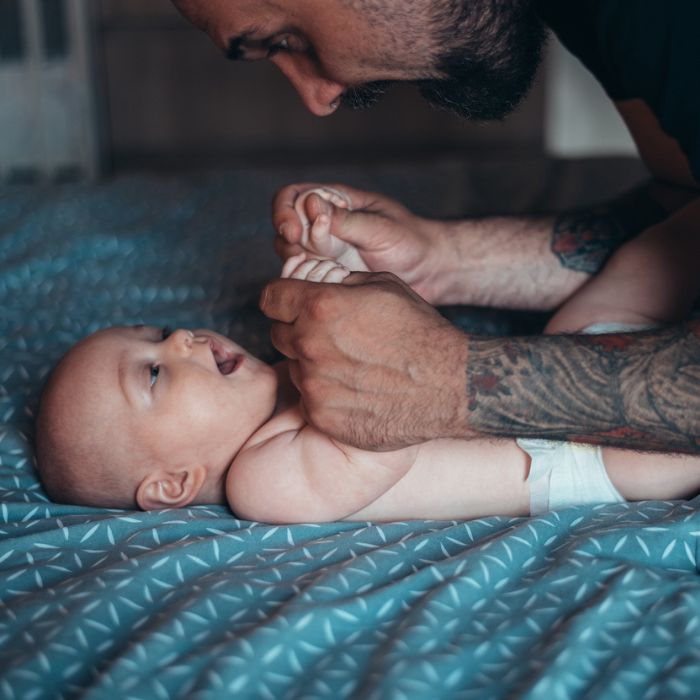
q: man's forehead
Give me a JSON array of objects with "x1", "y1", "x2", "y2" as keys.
[
  {"x1": 171, "y1": 0, "x2": 321, "y2": 31},
  {"x1": 172, "y1": 0, "x2": 269, "y2": 24},
  {"x1": 170, "y1": 0, "x2": 204, "y2": 17}
]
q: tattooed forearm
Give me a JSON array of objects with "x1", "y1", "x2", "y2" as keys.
[
  {"x1": 551, "y1": 183, "x2": 668, "y2": 275},
  {"x1": 467, "y1": 321, "x2": 700, "y2": 453}
]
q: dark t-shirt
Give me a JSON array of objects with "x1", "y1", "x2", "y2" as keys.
[{"x1": 536, "y1": 0, "x2": 700, "y2": 182}]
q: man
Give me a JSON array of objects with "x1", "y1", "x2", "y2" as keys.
[{"x1": 171, "y1": 0, "x2": 700, "y2": 454}]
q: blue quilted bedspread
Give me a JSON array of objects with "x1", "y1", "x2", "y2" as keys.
[{"x1": 1, "y1": 166, "x2": 699, "y2": 700}]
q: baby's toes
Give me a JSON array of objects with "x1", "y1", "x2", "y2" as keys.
[
  {"x1": 304, "y1": 259, "x2": 340, "y2": 282},
  {"x1": 290, "y1": 258, "x2": 323, "y2": 281},
  {"x1": 281, "y1": 252, "x2": 307, "y2": 278},
  {"x1": 322, "y1": 265, "x2": 351, "y2": 284}
]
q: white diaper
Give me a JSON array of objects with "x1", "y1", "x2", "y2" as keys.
[
  {"x1": 519, "y1": 321, "x2": 652, "y2": 515},
  {"x1": 517, "y1": 438, "x2": 625, "y2": 514}
]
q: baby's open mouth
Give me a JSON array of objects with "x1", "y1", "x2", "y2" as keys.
[{"x1": 209, "y1": 338, "x2": 242, "y2": 375}]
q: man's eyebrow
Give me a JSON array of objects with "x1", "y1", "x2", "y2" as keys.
[
  {"x1": 226, "y1": 34, "x2": 249, "y2": 61},
  {"x1": 226, "y1": 30, "x2": 264, "y2": 61}
]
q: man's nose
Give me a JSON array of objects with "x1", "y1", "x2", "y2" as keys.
[{"x1": 273, "y1": 54, "x2": 345, "y2": 117}]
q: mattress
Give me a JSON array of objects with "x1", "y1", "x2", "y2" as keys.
[{"x1": 2, "y1": 160, "x2": 699, "y2": 700}]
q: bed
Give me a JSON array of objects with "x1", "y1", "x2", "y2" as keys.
[{"x1": 2, "y1": 158, "x2": 699, "y2": 700}]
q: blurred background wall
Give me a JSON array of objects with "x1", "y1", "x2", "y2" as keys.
[{"x1": 0, "y1": 0, "x2": 638, "y2": 181}]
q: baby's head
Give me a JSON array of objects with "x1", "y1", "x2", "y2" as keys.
[{"x1": 35, "y1": 326, "x2": 278, "y2": 510}]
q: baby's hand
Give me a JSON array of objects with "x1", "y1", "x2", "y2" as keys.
[
  {"x1": 293, "y1": 187, "x2": 369, "y2": 272},
  {"x1": 281, "y1": 253, "x2": 352, "y2": 284}
]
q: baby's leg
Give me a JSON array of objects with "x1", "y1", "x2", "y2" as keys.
[
  {"x1": 293, "y1": 188, "x2": 369, "y2": 272},
  {"x1": 545, "y1": 218, "x2": 700, "y2": 334},
  {"x1": 518, "y1": 436, "x2": 700, "y2": 514},
  {"x1": 603, "y1": 449, "x2": 700, "y2": 501},
  {"x1": 540, "y1": 221, "x2": 700, "y2": 506}
]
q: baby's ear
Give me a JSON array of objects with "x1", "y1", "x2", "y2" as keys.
[{"x1": 136, "y1": 466, "x2": 206, "y2": 510}]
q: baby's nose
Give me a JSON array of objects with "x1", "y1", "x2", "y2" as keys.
[{"x1": 169, "y1": 328, "x2": 195, "y2": 354}]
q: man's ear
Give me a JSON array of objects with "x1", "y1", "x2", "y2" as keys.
[{"x1": 135, "y1": 465, "x2": 207, "y2": 510}]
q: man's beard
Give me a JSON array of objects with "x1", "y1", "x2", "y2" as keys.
[{"x1": 341, "y1": 2, "x2": 546, "y2": 121}]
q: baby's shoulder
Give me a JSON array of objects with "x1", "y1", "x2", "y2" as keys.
[{"x1": 240, "y1": 405, "x2": 306, "y2": 454}]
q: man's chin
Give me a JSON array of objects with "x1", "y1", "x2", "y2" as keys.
[
  {"x1": 418, "y1": 81, "x2": 523, "y2": 121},
  {"x1": 340, "y1": 81, "x2": 394, "y2": 111},
  {"x1": 340, "y1": 77, "x2": 529, "y2": 121}
]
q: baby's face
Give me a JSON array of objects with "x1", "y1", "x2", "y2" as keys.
[{"x1": 57, "y1": 326, "x2": 278, "y2": 479}]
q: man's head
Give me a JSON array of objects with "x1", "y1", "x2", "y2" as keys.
[
  {"x1": 35, "y1": 326, "x2": 278, "y2": 510},
  {"x1": 170, "y1": 0, "x2": 546, "y2": 119}
]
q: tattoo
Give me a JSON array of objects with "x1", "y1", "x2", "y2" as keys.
[
  {"x1": 467, "y1": 321, "x2": 700, "y2": 453},
  {"x1": 551, "y1": 185, "x2": 667, "y2": 275}
]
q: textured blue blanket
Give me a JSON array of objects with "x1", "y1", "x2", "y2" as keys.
[{"x1": 1, "y1": 167, "x2": 698, "y2": 700}]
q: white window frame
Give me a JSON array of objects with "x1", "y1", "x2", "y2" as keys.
[{"x1": 0, "y1": 0, "x2": 100, "y2": 181}]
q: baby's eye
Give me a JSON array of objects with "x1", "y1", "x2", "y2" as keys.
[
  {"x1": 150, "y1": 365, "x2": 160, "y2": 388},
  {"x1": 161, "y1": 326, "x2": 172, "y2": 340}
]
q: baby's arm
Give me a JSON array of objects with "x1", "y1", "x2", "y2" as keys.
[
  {"x1": 226, "y1": 254, "x2": 414, "y2": 523},
  {"x1": 227, "y1": 410, "x2": 416, "y2": 523},
  {"x1": 546, "y1": 198, "x2": 700, "y2": 332}
]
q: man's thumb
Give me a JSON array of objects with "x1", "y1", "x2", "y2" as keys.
[{"x1": 328, "y1": 205, "x2": 378, "y2": 250}]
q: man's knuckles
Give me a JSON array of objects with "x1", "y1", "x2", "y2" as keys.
[
  {"x1": 305, "y1": 286, "x2": 341, "y2": 321},
  {"x1": 295, "y1": 333, "x2": 328, "y2": 362},
  {"x1": 269, "y1": 322, "x2": 295, "y2": 356}
]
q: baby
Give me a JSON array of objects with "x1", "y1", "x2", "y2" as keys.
[{"x1": 35, "y1": 188, "x2": 700, "y2": 523}]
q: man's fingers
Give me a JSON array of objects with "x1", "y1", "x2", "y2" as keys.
[
  {"x1": 269, "y1": 321, "x2": 298, "y2": 359},
  {"x1": 273, "y1": 235, "x2": 304, "y2": 262},
  {"x1": 272, "y1": 182, "x2": 384, "y2": 244},
  {"x1": 320, "y1": 182, "x2": 385, "y2": 210},
  {"x1": 287, "y1": 360, "x2": 303, "y2": 394},
  {"x1": 341, "y1": 270, "x2": 399, "y2": 287},
  {"x1": 324, "y1": 204, "x2": 389, "y2": 251},
  {"x1": 260, "y1": 278, "x2": 316, "y2": 322}
]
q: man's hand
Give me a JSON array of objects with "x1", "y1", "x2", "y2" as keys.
[
  {"x1": 260, "y1": 271, "x2": 470, "y2": 450},
  {"x1": 272, "y1": 183, "x2": 449, "y2": 304}
]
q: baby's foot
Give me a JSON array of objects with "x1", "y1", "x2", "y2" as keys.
[
  {"x1": 293, "y1": 188, "x2": 369, "y2": 272},
  {"x1": 281, "y1": 253, "x2": 352, "y2": 284}
]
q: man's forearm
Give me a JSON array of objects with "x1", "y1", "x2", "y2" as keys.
[
  {"x1": 433, "y1": 181, "x2": 671, "y2": 310},
  {"x1": 465, "y1": 321, "x2": 700, "y2": 453}
]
